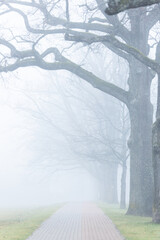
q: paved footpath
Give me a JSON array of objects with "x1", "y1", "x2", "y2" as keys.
[{"x1": 26, "y1": 203, "x2": 125, "y2": 240}]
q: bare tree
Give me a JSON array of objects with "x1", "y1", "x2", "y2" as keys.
[{"x1": 15, "y1": 66, "x2": 129, "y2": 206}]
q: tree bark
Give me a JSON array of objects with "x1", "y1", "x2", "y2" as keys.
[
  {"x1": 152, "y1": 74, "x2": 160, "y2": 223},
  {"x1": 105, "y1": 0, "x2": 160, "y2": 15},
  {"x1": 128, "y1": 95, "x2": 153, "y2": 216},
  {"x1": 152, "y1": 118, "x2": 160, "y2": 222},
  {"x1": 125, "y1": 10, "x2": 154, "y2": 216},
  {"x1": 127, "y1": 59, "x2": 153, "y2": 215}
]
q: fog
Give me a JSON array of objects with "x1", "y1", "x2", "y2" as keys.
[
  {"x1": 1, "y1": 1, "x2": 160, "y2": 224},
  {"x1": 0, "y1": 70, "x2": 102, "y2": 207},
  {"x1": 0, "y1": 56, "x2": 129, "y2": 207},
  {"x1": 0, "y1": 3, "x2": 125, "y2": 208}
]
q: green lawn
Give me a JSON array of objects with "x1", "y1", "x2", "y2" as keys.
[
  {"x1": 100, "y1": 203, "x2": 160, "y2": 240},
  {"x1": 0, "y1": 204, "x2": 61, "y2": 240}
]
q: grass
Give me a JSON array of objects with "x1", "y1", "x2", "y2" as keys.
[
  {"x1": 100, "y1": 203, "x2": 160, "y2": 240},
  {"x1": 0, "y1": 204, "x2": 62, "y2": 240}
]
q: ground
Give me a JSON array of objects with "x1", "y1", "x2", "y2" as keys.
[
  {"x1": 0, "y1": 205, "x2": 60, "y2": 240},
  {"x1": 100, "y1": 203, "x2": 160, "y2": 240},
  {"x1": 0, "y1": 203, "x2": 160, "y2": 240}
]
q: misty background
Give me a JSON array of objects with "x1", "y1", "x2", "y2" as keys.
[
  {"x1": 0, "y1": 1, "x2": 158, "y2": 215},
  {"x1": 0, "y1": 53, "x2": 156, "y2": 208},
  {"x1": 0, "y1": 50, "x2": 131, "y2": 207}
]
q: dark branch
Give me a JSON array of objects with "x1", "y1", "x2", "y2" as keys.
[{"x1": 105, "y1": 0, "x2": 160, "y2": 15}]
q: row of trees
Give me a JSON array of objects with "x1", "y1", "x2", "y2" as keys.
[
  {"x1": 14, "y1": 55, "x2": 129, "y2": 208},
  {"x1": 0, "y1": 0, "x2": 160, "y2": 222}
]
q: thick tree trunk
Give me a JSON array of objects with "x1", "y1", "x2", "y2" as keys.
[
  {"x1": 152, "y1": 118, "x2": 160, "y2": 222},
  {"x1": 126, "y1": 10, "x2": 153, "y2": 216},
  {"x1": 127, "y1": 59, "x2": 153, "y2": 216},
  {"x1": 127, "y1": 97, "x2": 153, "y2": 216},
  {"x1": 127, "y1": 60, "x2": 153, "y2": 216},
  {"x1": 152, "y1": 74, "x2": 160, "y2": 223}
]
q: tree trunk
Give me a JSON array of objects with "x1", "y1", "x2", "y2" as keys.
[
  {"x1": 127, "y1": 56, "x2": 153, "y2": 216},
  {"x1": 126, "y1": 10, "x2": 153, "y2": 216},
  {"x1": 106, "y1": 163, "x2": 118, "y2": 204},
  {"x1": 127, "y1": 101, "x2": 153, "y2": 216},
  {"x1": 120, "y1": 161, "x2": 127, "y2": 209},
  {"x1": 152, "y1": 118, "x2": 160, "y2": 222},
  {"x1": 127, "y1": 61, "x2": 153, "y2": 215},
  {"x1": 98, "y1": 162, "x2": 118, "y2": 204},
  {"x1": 120, "y1": 105, "x2": 128, "y2": 209},
  {"x1": 152, "y1": 74, "x2": 160, "y2": 223}
]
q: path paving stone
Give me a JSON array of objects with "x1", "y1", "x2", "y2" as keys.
[{"x1": 26, "y1": 203, "x2": 125, "y2": 240}]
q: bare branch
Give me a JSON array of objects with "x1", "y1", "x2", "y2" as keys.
[
  {"x1": 105, "y1": 0, "x2": 160, "y2": 15},
  {"x1": 65, "y1": 31, "x2": 160, "y2": 73},
  {"x1": 0, "y1": 47, "x2": 129, "y2": 105}
]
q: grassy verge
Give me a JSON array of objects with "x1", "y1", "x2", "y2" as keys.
[
  {"x1": 0, "y1": 204, "x2": 62, "y2": 240},
  {"x1": 100, "y1": 203, "x2": 160, "y2": 240}
]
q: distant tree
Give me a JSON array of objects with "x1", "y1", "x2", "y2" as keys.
[{"x1": 16, "y1": 65, "x2": 129, "y2": 207}]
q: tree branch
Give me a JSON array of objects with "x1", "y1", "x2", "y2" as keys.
[
  {"x1": 0, "y1": 47, "x2": 129, "y2": 106},
  {"x1": 145, "y1": 5, "x2": 160, "y2": 32},
  {"x1": 65, "y1": 31, "x2": 160, "y2": 73},
  {"x1": 105, "y1": 0, "x2": 160, "y2": 15},
  {"x1": 3, "y1": 1, "x2": 115, "y2": 35}
]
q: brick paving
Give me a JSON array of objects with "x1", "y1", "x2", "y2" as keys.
[{"x1": 26, "y1": 203, "x2": 125, "y2": 240}]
